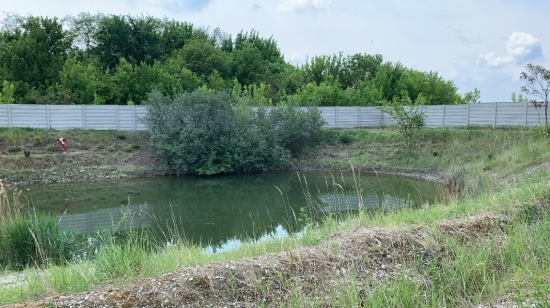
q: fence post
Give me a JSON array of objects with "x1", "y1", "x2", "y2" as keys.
[
  {"x1": 442, "y1": 105, "x2": 445, "y2": 128},
  {"x1": 358, "y1": 106, "x2": 361, "y2": 128},
  {"x1": 133, "y1": 106, "x2": 137, "y2": 131},
  {"x1": 466, "y1": 103, "x2": 470, "y2": 127},
  {"x1": 82, "y1": 105, "x2": 86, "y2": 129},
  {"x1": 7, "y1": 104, "x2": 12, "y2": 128},
  {"x1": 523, "y1": 102, "x2": 529, "y2": 127},
  {"x1": 46, "y1": 105, "x2": 51, "y2": 129},
  {"x1": 335, "y1": 106, "x2": 338, "y2": 128},
  {"x1": 493, "y1": 102, "x2": 497, "y2": 128},
  {"x1": 116, "y1": 105, "x2": 120, "y2": 130}
]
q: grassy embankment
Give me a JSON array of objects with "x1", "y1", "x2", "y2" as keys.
[
  {"x1": 0, "y1": 128, "x2": 159, "y2": 184},
  {"x1": 1, "y1": 126, "x2": 550, "y2": 307}
]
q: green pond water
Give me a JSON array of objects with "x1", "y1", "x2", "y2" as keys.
[{"x1": 18, "y1": 172, "x2": 448, "y2": 252}]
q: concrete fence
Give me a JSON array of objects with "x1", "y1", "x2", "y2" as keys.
[
  {"x1": 0, "y1": 102, "x2": 544, "y2": 131},
  {"x1": 0, "y1": 105, "x2": 148, "y2": 131}
]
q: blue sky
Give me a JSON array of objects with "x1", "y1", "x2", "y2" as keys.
[{"x1": 2, "y1": 0, "x2": 549, "y2": 102}]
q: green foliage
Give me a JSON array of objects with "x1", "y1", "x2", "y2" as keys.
[
  {"x1": 461, "y1": 87, "x2": 481, "y2": 104},
  {"x1": 47, "y1": 144, "x2": 59, "y2": 152},
  {"x1": 0, "y1": 15, "x2": 72, "y2": 103},
  {"x1": 0, "y1": 80, "x2": 16, "y2": 103},
  {"x1": 378, "y1": 92, "x2": 426, "y2": 153},
  {"x1": 534, "y1": 125, "x2": 550, "y2": 138},
  {"x1": 338, "y1": 132, "x2": 355, "y2": 144},
  {"x1": 7, "y1": 146, "x2": 21, "y2": 153},
  {"x1": 179, "y1": 39, "x2": 230, "y2": 78},
  {"x1": 0, "y1": 13, "x2": 464, "y2": 106},
  {"x1": 56, "y1": 56, "x2": 105, "y2": 104},
  {"x1": 94, "y1": 230, "x2": 157, "y2": 279},
  {"x1": 511, "y1": 92, "x2": 529, "y2": 102},
  {"x1": 1, "y1": 215, "x2": 78, "y2": 269},
  {"x1": 145, "y1": 90, "x2": 325, "y2": 175}
]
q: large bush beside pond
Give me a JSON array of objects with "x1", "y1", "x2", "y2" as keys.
[{"x1": 145, "y1": 90, "x2": 326, "y2": 175}]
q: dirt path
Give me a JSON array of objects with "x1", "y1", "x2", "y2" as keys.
[{"x1": 3, "y1": 212, "x2": 510, "y2": 308}]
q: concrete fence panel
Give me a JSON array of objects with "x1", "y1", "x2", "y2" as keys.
[
  {"x1": 335, "y1": 107, "x2": 362, "y2": 128},
  {"x1": 527, "y1": 105, "x2": 546, "y2": 126},
  {"x1": 0, "y1": 105, "x2": 9, "y2": 127},
  {"x1": 319, "y1": 107, "x2": 337, "y2": 128},
  {"x1": 469, "y1": 103, "x2": 497, "y2": 127},
  {"x1": 85, "y1": 105, "x2": 118, "y2": 130},
  {"x1": 135, "y1": 106, "x2": 148, "y2": 130},
  {"x1": 443, "y1": 105, "x2": 468, "y2": 127},
  {"x1": 49, "y1": 105, "x2": 84, "y2": 129},
  {"x1": 423, "y1": 105, "x2": 444, "y2": 128},
  {"x1": 11, "y1": 104, "x2": 48, "y2": 128},
  {"x1": 360, "y1": 107, "x2": 383, "y2": 127},
  {"x1": 495, "y1": 102, "x2": 527, "y2": 127}
]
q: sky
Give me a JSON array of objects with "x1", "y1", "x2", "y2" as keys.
[{"x1": 1, "y1": 0, "x2": 549, "y2": 102}]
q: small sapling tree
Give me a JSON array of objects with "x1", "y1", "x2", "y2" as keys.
[
  {"x1": 378, "y1": 92, "x2": 426, "y2": 154},
  {"x1": 520, "y1": 63, "x2": 550, "y2": 128},
  {"x1": 461, "y1": 88, "x2": 481, "y2": 104}
]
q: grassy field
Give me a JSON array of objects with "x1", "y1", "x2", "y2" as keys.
[{"x1": 1, "y1": 126, "x2": 550, "y2": 307}]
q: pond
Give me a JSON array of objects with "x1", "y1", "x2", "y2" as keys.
[{"x1": 17, "y1": 172, "x2": 448, "y2": 252}]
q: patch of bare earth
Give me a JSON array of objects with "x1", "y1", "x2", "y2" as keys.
[{"x1": 4, "y1": 212, "x2": 510, "y2": 308}]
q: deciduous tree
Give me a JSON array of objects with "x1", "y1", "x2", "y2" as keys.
[{"x1": 520, "y1": 63, "x2": 550, "y2": 127}]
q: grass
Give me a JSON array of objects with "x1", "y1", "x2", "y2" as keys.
[{"x1": 1, "y1": 126, "x2": 550, "y2": 306}]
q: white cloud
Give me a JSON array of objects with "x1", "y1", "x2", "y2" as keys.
[
  {"x1": 478, "y1": 32, "x2": 543, "y2": 68},
  {"x1": 506, "y1": 32, "x2": 543, "y2": 63},
  {"x1": 278, "y1": 0, "x2": 331, "y2": 13},
  {"x1": 477, "y1": 52, "x2": 513, "y2": 68}
]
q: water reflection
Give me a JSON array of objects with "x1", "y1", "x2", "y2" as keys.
[
  {"x1": 317, "y1": 195, "x2": 414, "y2": 212},
  {"x1": 19, "y1": 172, "x2": 448, "y2": 252},
  {"x1": 56, "y1": 204, "x2": 150, "y2": 235}
]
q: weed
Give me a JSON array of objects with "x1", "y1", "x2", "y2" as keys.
[
  {"x1": 227, "y1": 269, "x2": 237, "y2": 300},
  {"x1": 7, "y1": 146, "x2": 21, "y2": 153},
  {"x1": 535, "y1": 125, "x2": 550, "y2": 138},
  {"x1": 331, "y1": 242, "x2": 339, "y2": 254},
  {"x1": 124, "y1": 144, "x2": 140, "y2": 152},
  {"x1": 339, "y1": 133, "x2": 354, "y2": 144},
  {"x1": 33, "y1": 136, "x2": 42, "y2": 146}
]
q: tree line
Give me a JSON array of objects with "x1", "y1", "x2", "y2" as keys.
[{"x1": 0, "y1": 13, "x2": 479, "y2": 106}]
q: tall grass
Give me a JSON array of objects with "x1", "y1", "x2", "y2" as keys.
[
  {"x1": 0, "y1": 183, "x2": 81, "y2": 271},
  {"x1": 0, "y1": 182, "x2": 24, "y2": 231}
]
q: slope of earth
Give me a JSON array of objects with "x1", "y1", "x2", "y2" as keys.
[
  {"x1": 4, "y1": 212, "x2": 510, "y2": 308},
  {"x1": 0, "y1": 129, "x2": 161, "y2": 184}
]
